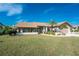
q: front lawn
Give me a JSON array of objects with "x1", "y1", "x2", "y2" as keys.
[{"x1": 0, "y1": 35, "x2": 79, "y2": 56}]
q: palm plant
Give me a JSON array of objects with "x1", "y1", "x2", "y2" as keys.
[{"x1": 49, "y1": 20, "x2": 57, "y2": 27}]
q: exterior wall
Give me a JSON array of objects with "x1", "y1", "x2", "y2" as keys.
[
  {"x1": 42, "y1": 27, "x2": 46, "y2": 33},
  {"x1": 60, "y1": 25, "x2": 71, "y2": 34}
]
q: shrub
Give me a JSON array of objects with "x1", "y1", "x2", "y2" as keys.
[
  {"x1": 74, "y1": 30, "x2": 79, "y2": 32},
  {"x1": 4, "y1": 30, "x2": 11, "y2": 34},
  {"x1": 46, "y1": 31, "x2": 55, "y2": 35},
  {"x1": 8, "y1": 30, "x2": 17, "y2": 36}
]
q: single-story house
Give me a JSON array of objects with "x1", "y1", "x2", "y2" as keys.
[
  {"x1": 15, "y1": 21, "x2": 74, "y2": 35},
  {"x1": 16, "y1": 22, "x2": 51, "y2": 34}
]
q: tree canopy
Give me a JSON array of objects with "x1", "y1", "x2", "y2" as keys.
[{"x1": 49, "y1": 20, "x2": 57, "y2": 27}]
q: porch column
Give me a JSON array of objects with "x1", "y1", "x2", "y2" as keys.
[
  {"x1": 42, "y1": 27, "x2": 45, "y2": 34},
  {"x1": 20, "y1": 29, "x2": 23, "y2": 33},
  {"x1": 36, "y1": 28, "x2": 38, "y2": 32},
  {"x1": 67, "y1": 26, "x2": 71, "y2": 34},
  {"x1": 45, "y1": 26, "x2": 48, "y2": 33},
  {"x1": 17, "y1": 29, "x2": 19, "y2": 32}
]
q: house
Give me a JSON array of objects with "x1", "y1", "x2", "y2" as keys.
[
  {"x1": 51, "y1": 21, "x2": 73, "y2": 35},
  {"x1": 16, "y1": 22, "x2": 51, "y2": 34},
  {"x1": 15, "y1": 21, "x2": 74, "y2": 35}
]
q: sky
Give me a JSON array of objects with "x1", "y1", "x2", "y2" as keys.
[{"x1": 0, "y1": 3, "x2": 79, "y2": 26}]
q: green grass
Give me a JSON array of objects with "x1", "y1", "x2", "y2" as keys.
[{"x1": 0, "y1": 35, "x2": 79, "y2": 56}]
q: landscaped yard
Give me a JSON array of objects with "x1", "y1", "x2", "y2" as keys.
[{"x1": 0, "y1": 35, "x2": 79, "y2": 56}]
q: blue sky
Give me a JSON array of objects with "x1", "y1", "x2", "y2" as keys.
[{"x1": 0, "y1": 3, "x2": 79, "y2": 26}]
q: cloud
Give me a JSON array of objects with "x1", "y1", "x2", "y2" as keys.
[
  {"x1": 43, "y1": 8, "x2": 54, "y2": 14},
  {"x1": 0, "y1": 3, "x2": 23, "y2": 16},
  {"x1": 17, "y1": 19, "x2": 24, "y2": 23}
]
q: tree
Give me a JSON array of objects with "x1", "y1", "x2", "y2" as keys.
[
  {"x1": 49, "y1": 19, "x2": 57, "y2": 27},
  {"x1": 3, "y1": 26, "x2": 12, "y2": 34}
]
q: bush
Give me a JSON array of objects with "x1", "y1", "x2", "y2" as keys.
[
  {"x1": 46, "y1": 31, "x2": 55, "y2": 35},
  {"x1": 8, "y1": 30, "x2": 17, "y2": 36},
  {"x1": 74, "y1": 30, "x2": 79, "y2": 32},
  {"x1": 0, "y1": 27, "x2": 17, "y2": 35}
]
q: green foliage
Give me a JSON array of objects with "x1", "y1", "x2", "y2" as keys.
[
  {"x1": 49, "y1": 20, "x2": 57, "y2": 27},
  {"x1": 0, "y1": 26, "x2": 12, "y2": 35},
  {"x1": 50, "y1": 20, "x2": 57, "y2": 25},
  {"x1": 71, "y1": 27, "x2": 79, "y2": 32},
  {"x1": 70, "y1": 28, "x2": 73, "y2": 32},
  {"x1": 3, "y1": 26, "x2": 12, "y2": 34},
  {"x1": 74, "y1": 30, "x2": 79, "y2": 32},
  {"x1": 46, "y1": 31, "x2": 55, "y2": 35}
]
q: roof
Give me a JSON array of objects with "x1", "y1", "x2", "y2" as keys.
[
  {"x1": 16, "y1": 22, "x2": 51, "y2": 28},
  {"x1": 53, "y1": 21, "x2": 72, "y2": 27}
]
